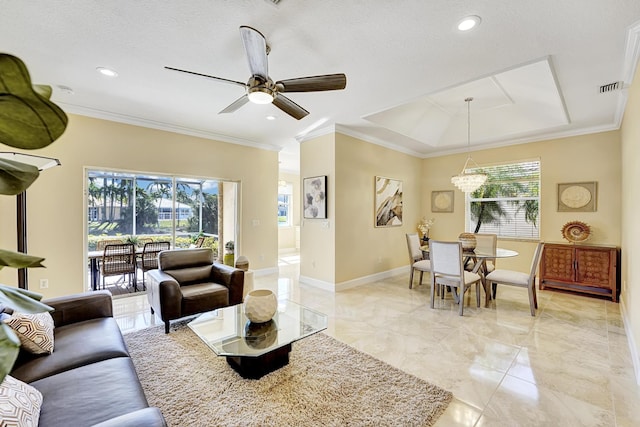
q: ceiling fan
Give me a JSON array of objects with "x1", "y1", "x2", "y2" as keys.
[{"x1": 165, "y1": 26, "x2": 347, "y2": 120}]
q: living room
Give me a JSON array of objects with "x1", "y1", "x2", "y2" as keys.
[{"x1": 2, "y1": 1, "x2": 640, "y2": 426}]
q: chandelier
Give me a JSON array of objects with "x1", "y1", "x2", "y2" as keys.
[{"x1": 451, "y1": 97, "x2": 487, "y2": 193}]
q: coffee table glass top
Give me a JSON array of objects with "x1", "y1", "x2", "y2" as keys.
[{"x1": 188, "y1": 300, "x2": 328, "y2": 357}]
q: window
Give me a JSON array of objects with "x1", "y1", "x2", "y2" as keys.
[
  {"x1": 278, "y1": 183, "x2": 293, "y2": 227},
  {"x1": 86, "y1": 169, "x2": 238, "y2": 254},
  {"x1": 466, "y1": 160, "x2": 540, "y2": 239}
]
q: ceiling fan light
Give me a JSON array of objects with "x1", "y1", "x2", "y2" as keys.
[{"x1": 248, "y1": 89, "x2": 274, "y2": 104}]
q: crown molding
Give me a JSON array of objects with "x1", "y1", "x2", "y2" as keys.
[
  {"x1": 622, "y1": 20, "x2": 640, "y2": 84},
  {"x1": 333, "y1": 124, "x2": 425, "y2": 157},
  {"x1": 59, "y1": 103, "x2": 282, "y2": 152}
]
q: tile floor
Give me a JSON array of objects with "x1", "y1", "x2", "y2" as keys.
[{"x1": 113, "y1": 253, "x2": 640, "y2": 426}]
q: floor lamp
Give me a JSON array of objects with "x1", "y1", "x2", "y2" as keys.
[{"x1": 0, "y1": 152, "x2": 61, "y2": 289}]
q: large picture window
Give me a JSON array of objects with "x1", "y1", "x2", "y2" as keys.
[
  {"x1": 86, "y1": 169, "x2": 238, "y2": 256},
  {"x1": 466, "y1": 160, "x2": 540, "y2": 239}
]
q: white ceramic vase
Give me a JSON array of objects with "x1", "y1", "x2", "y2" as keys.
[{"x1": 243, "y1": 289, "x2": 277, "y2": 323}]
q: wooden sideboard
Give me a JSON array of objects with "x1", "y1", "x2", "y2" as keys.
[{"x1": 539, "y1": 243, "x2": 619, "y2": 302}]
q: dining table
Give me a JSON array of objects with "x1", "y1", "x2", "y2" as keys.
[{"x1": 420, "y1": 245, "x2": 519, "y2": 306}]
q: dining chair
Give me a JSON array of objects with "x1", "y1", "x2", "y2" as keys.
[
  {"x1": 484, "y1": 242, "x2": 544, "y2": 316},
  {"x1": 465, "y1": 233, "x2": 497, "y2": 297},
  {"x1": 429, "y1": 240, "x2": 482, "y2": 316},
  {"x1": 137, "y1": 241, "x2": 171, "y2": 289},
  {"x1": 405, "y1": 233, "x2": 431, "y2": 289},
  {"x1": 101, "y1": 243, "x2": 137, "y2": 290}
]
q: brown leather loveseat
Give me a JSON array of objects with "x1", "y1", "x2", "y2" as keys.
[
  {"x1": 10, "y1": 291, "x2": 167, "y2": 427},
  {"x1": 146, "y1": 248, "x2": 244, "y2": 333}
]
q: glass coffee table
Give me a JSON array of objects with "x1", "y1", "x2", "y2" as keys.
[{"x1": 188, "y1": 300, "x2": 328, "y2": 379}]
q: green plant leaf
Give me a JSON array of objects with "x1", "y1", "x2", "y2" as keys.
[
  {"x1": 0, "y1": 249, "x2": 45, "y2": 270},
  {"x1": 0, "y1": 54, "x2": 68, "y2": 149},
  {"x1": 0, "y1": 284, "x2": 53, "y2": 313},
  {"x1": 0, "y1": 157, "x2": 39, "y2": 195},
  {"x1": 0, "y1": 323, "x2": 20, "y2": 384}
]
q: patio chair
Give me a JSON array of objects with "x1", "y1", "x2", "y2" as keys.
[
  {"x1": 137, "y1": 241, "x2": 171, "y2": 289},
  {"x1": 96, "y1": 239, "x2": 124, "y2": 251},
  {"x1": 192, "y1": 236, "x2": 205, "y2": 248},
  {"x1": 101, "y1": 243, "x2": 137, "y2": 291}
]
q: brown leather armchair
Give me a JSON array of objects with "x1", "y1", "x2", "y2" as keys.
[{"x1": 146, "y1": 248, "x2": 244, "y2": 333}]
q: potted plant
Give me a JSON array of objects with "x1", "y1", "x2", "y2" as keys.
[
  {"x1": 0, "y1": 53, "x2": 68, "y2": 383},
  {"x1": 417, "y1": 217, "x2": 435, "y2": 246},
  {"x1": 223, "y1": 241, "x2": 235, "y2": 266}
]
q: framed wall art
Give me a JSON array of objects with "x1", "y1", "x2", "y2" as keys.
[
  {"x1": 557, "y1": 181, "x2": 597, "y2": 212},
  {"x1": 431, "y1": 190, "x2": 454, "y2": 213},
  {"x1": 303, "y1": 175, "x2": 327, "y2": 218},
  {"x1": 375, "y1": 176, "x2": 403, "y2": 227}
]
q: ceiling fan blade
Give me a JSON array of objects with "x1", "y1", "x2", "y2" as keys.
[
  {"x1": 239, "y1": 26, "x2": 268, "y2": 80},
  {"x1": 219, "y1": 95, "x2": 249, "y2": 114},
  {"x1": 164, "y1": 66, "x2": 246, "y2": 88},
  {"x1": 272, "y1": 95, "x2": 309, "y2": 120},
  {"x1": 276, "y1": 74, "x2": 346, "y2": 92}
]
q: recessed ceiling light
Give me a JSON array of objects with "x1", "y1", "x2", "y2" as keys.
[
  {"x1": 266, "y1": 115, "x2": 276, "y2": 121},
  {"x1": 457, "y1": 15, "x2": 481, "y2": 31},
  {"x1": 96, "y1": 67, "x2": 118, "y2": 77}
]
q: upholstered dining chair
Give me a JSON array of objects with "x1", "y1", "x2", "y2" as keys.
[
  {"x1": 464, "y1": 233, "x2": 497, "y2": 297},
  {"x1": 484, "y1": 242, "x2": 544, "y2": 316},
  {"x1": 405, "y1": 233, "x2": 431, "y2": 289},
  {"x1": 137, "y1": 241, "x2": 171, "y2": 289},
  {"x1": 100, "y1": 243, "x2": 137, "y2": 290},
  {"x1": 429, "y1": 240, "x2": 482, "y2": 316}
]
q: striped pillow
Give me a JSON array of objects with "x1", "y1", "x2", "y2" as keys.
[
  {"x1": 4, "y1": 312, "x2": 54, "y2": 354},
  {"x1": 0, "y1": 375, "x2": 42, "y2": 427}
]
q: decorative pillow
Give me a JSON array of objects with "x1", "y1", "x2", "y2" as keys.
[
  {"x1": 0, "y1": 375, "x2": 42, "y2": 427},
  {"x1": 3, "y1": 312, "x2": 54, "y2": 354}
]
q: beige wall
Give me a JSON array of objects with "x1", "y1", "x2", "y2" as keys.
[
  {"x1": 278, "y1": 171, "x2": 301, "y2": 251},
  {"x1": 300, "y1": 129, "x2": 621, "y2": 288},
  {"x1": 0, "y1": 114, "x2": 279, "y2": 297},
  {"x1": 423, "y1": 131, "x2": 622, "y2": 272},
  {"x1": 334, "y1": 133, "x2": 423, "y2": 283},
  {"x1": 620, "y1": 63, "x2": 640, "y2": 380},
  {"x1": 299, "y1": 133, "x2": 335, "y2": 284}
]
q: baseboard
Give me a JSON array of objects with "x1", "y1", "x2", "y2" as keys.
[
  {"x1": 298, "y1": 275, "x2": 336, "y2": 292},
  {"x1": 252, "y1": 267, "x2": 279, "y2": 277},
  {"x1": 335, "y1": 266, "x2": 407, "y2": 291},
  {"x1": 278, "y1": 248, "x2": 298, "y2": 254},
  {"x1": 619, "y1": 295, "x2": 640, "y2": 385},
  {"x1": 299, "y1": 266, "x2": 407, "y2": 293}
]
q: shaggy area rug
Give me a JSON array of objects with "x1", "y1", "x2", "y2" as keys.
[{"x1": 125, "y1": 323, "x2": 452, "y2": 426}]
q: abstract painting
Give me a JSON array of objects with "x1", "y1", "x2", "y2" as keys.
[
  {"x1": 375, "y1": 176, "x2": 402, "y2": 227},
  {"x1": 303, "y1": 176, "x2": 327, "y2": 218}
]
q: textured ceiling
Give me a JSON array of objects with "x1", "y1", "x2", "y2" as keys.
[{"x1": 1, "y1": 1, "x2": 639, "y2": 173}]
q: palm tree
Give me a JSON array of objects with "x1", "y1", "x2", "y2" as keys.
[
  {"x1": 470, "y1": 165, "x2": 539, "y2": 233},
  {"x1": 146, "y1": 180, "x2": 171, "y2": 227},
  {"x1": 470, "y1": 183, "x2": 508, "y2": 233}
]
